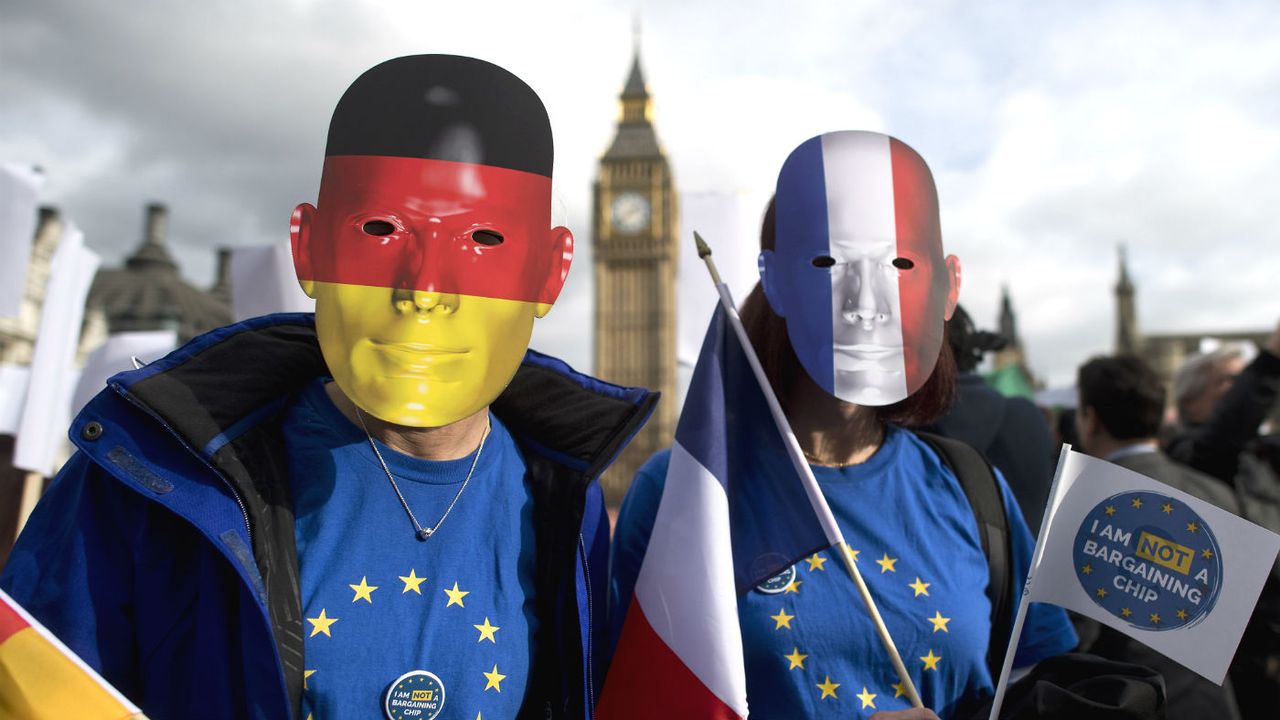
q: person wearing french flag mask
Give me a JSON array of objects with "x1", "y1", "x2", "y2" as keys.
[
  {"x1": 760, "y1": 130, "x2": 962, "y2": 409},
  {"x1": 610, "y1": 131, "x2": 1078, "y2": 720}
]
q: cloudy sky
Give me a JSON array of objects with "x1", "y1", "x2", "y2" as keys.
[{"x1": 3, "y1": 0, "x2": 1278, "y2": 387}]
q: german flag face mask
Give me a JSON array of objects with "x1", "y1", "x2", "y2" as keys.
[{"x1": 290, "y1": 55, "x2": 573, "y2": 427}]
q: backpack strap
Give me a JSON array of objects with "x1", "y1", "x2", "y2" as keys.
[{"x1": 914, "y1": 430, "x2": 1013, "y2": 683}]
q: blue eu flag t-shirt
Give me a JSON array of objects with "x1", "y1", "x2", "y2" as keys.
[
  {"x1": 284, "y1": 379, "x2": 537, "y2": 720},
  {"x1": 614, "y1": 426, "x2": 1077, "y2": 719}
]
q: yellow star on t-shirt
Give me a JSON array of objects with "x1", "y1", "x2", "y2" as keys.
[
  {"x1": 876, "y1": 553, "x2": 898, "y2": 573},
  {"x1": 474, "y1": 617, "x2": 500, "y2": 643},
  {"x1": 1176, "y1": 608, "x2": 1189, "y2": 621},
  {"x1": 307, "y1": 609, "x2": 338, "y2": 638},
  {"x1": 928, "y1": 611, "x2": 951, "y2": 633},
  {"x1": 920, "y1": 649, "x2": 941, "y2": 671},
  {"x1": 1150, "y1": 613, "x2": 1162, "y2": 625},
  {"x1": 816, "y1": 676, "x2": 840, "y2": 700},
  {"x1": 349, "y1": 576, "x2": 378, "y2": 604},
  {"x1": 857, "y1": 687, "x2": 877, "y2": 709},
  {"x1": 1131, "y1": 497, "x2": 1144, "y2": 509},
  {"x1": 771, "y1": 608, "x2": 795, "y2": 630},
  {"x1": 1105, "y1": 505, "x2": 1116, "y2": 516},
  {"x1": 806, "y1": 553, "x2": 827, "y2": 571},
  {"x1": 303, "y1": 669, "x2": 316, "y2": 689},
  {"x1": 444, "y1": 582, "x2": 470, "y2": 608},
  {"x1": 1162, "y1": 503, "x2": 1174, "y2": 514},
  {"x1": 1096, "y1": 587, "x2": 1108, "y2": 598},
  {"x1": 1202, "y1": 548, "x2": 1214, "y2": 559},
  {"x1": 399, "y1": 569, "x2": 426, "y2": 594},
  {"x1": 1121, "y1": 607, "x2": 1132, "y2": 618},
  {"x1": 908, "y1": 577, "x2": 930, "y2": 597},
  {"x1": 1187, "y1": 522, "x2": 1199, "y2": 533},
  {"x1": 782, "y1": 579, "x2": 802, "y2": 594},
  {"x1": 784, "y1": 647, "x2": 807, "y2": 670},
  {"x1": 1080, "y1": 564, "x2": 1093, "y2": 575},
  {"x1": 892, "y1": 682, "x2": 907, "y2": 698},
  {"x1": 483, "y1": 664, "x2": 506, "y2": 692}
]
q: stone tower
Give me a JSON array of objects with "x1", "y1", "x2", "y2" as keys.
[
  {"x1": 85, "y1": 203, "x2": 231, "y2": 342},
  {"x1": 592, "y1": 46, "x2": 678, "y2": 506},
  {"x1": 1115, "y1": 245, "x2": 1137, "y2": 354}
]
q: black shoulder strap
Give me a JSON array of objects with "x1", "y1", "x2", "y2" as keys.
[{"x1": 914, "y1": 431, "x2": 1013, "y2": 682}]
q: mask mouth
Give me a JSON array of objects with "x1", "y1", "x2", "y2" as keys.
[
  {"x1": 834, "y1": 343, "x2": 902, "y2": 361},
  {"x1": 372, "y1": 340, "x2": 468, "y2": 354},
  {"x1": 366, "y1": 340, "x2": 471, "y2": 374}
]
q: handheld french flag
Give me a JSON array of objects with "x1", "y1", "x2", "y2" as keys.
[{"x1": 598, "y1": 303, "x2": 834, "y2": 719}]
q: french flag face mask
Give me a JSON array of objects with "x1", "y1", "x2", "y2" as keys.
[{"x1": 760, "y1": 131, "x2": 961, "y2": 406}]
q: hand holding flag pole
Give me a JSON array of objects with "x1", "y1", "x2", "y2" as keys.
[{"x1": 694, "y1": 231, "x2": 924, "y2": 710}]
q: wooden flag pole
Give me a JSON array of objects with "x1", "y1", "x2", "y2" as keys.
[{"x1": 695, "y1": 231, "x2": 924, "y2": 709}]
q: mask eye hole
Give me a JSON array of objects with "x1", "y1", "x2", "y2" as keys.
[
  {"x1": 892, "y1": 257, "x2": 915, "y2": 270},
  {"x1": 811, "y1": 255, "x2": 836, "y2": 268},
  {"x1": 362, "y1": 220, "x2": 396, "y2": 236},
  {"x1": 472, "y1": 229, "x2": 504, "y2": 247}
]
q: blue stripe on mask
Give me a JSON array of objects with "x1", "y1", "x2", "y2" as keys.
[{"x1": 774, "y1": 135, "x2": 835, "y2": 393}]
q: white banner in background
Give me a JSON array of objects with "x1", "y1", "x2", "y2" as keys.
[
  {"x1": 71, "y1": 330, "x2": 178, "y2": 416},
  {"x1": 231, "y1": 242, "x2": 313, "y2": 321},
  {"x1": 13, "y1": 222, "x2": 100, "y2": 476},
  {"x1": 0, "y1": 364, "x2": 32, "y2": 436}
]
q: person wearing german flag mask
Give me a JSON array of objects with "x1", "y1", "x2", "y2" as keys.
[{"x1": 1, "y1": 55, "x2": 655, "y2": 720}]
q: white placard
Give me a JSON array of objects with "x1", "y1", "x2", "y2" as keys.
[
  {"x1": 13, "y1": 222, "x2": 100, "y2": 476},
  {"x1": 231, "y1": 242, "x2": 314, "y2": 321}
]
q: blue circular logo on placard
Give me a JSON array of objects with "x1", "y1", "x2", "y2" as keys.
[
  {"x1": 384, "y1": 670, "x2": 445, "y2": 720},
  {"x1": 756, "y1": 564, "x2": 797, "y2": 594},
  {"x1": 1072, "y1": 491, "x2": 1223, "y2": 631}
]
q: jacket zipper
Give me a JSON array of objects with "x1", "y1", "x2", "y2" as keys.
[
  {"x1": 579, "y1": 532, "x2": 595, "y2": 719},
  {"x1": 113, "y1": 386, "x2": 254, "y2": 546}
]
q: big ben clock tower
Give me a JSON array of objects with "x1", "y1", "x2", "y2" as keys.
[{"x1": 593, "y1": 47, "x2": 678, "y2": 506}]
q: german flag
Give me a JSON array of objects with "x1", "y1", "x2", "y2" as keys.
[{"x1": 0, "y1": 589, "x2": 144, "y2": 718}]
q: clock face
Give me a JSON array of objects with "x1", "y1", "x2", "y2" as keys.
[{"x1": 610, "y1": 192, "x2": 651, "y2": 234}]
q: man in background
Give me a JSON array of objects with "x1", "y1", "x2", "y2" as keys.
[
  {"x1": 1074, "y1": 354, "x2": 1241, "y2": 720},
  {"x1": 928, "y1": 305, "x2": 1055, "y2": 533}
]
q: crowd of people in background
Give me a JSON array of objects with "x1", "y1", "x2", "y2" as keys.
[{"x1": 935, "y1": 311, "x2": 1280, "y2": 720}]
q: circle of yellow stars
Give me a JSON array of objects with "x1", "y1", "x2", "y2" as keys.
[
  {"x1": 767, "y1": 547, "x2": 952, "y2": 710},
  {"x1": 302, "y1": 569, "x2": 510, "y2": 716},
  {"x1": 1086, "y1": 493, "x2": 1220, "y2": 629}
]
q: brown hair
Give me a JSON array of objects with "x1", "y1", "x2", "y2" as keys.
[{"x1": 741, "y1": 198, "x2": 956, "y2": 427}]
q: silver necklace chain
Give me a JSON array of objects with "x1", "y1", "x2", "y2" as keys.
[{"x1": 355, "y1": 407, "x2": 490, "y2": 541}]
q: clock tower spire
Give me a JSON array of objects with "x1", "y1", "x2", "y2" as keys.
[{"x1": 592, "y1": 41, "x2": 678, "y2": 505}]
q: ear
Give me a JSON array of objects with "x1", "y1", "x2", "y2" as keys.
[
  {"x1": 534, "y1": 226, "x2": 574, "y2": 319},
  {"x1": 1076, "y1": 404, "x2": 1098, "y2": 445},
  {"x1": 758, "y1": 249, "x2": 787, "y2": 319},
  {"x1": 942, "y1": 254, "x2": 962, "y2": 321},
  {"x1": 290, "y1": 203, "x2": 318, "y2": 299}
]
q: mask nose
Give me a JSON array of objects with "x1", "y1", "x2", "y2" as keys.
[
  {"x1": 840, "y1": 259, "x2": 889, "y2": 327},
  {"x1": 392, "y1": 289, "x2": 459, "y2": 315}
]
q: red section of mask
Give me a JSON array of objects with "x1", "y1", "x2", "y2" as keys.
[
  {"x1": 890, "y1": 138, "x2": 946, "y2": 393},
  {"x1": 302, "y1": 155, "x2": 558, "y2": 303}
]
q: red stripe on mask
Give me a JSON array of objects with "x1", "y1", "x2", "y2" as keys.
[
  {"x1": 890, "y1": 138, "x2": 946, "y2": 394},
  {"x1": 300, "y1": 155, "x2": 561, "y2": 304}
]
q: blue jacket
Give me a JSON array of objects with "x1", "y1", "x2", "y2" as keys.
[{"x1": 1, "y1": 314, "x2": 656, "y2": 719}]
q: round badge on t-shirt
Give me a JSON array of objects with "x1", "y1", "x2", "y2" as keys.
[{"x1": 384, "y1": 670, "x2": 445, "y2": 720}]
